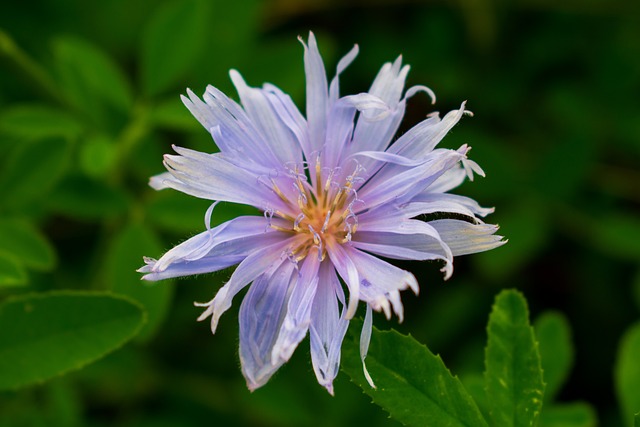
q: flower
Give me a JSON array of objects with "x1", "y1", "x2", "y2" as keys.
[{"x1": 139, "y1": 32, "x2": 505, "y2": 395}]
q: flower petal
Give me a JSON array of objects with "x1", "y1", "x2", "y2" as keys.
[
  {"x1": 162, "y1": 145, "x2": 288, "y2": 210},
  {"x1": 360, "y1": 304, "x2": 375, "y2": 388},
  {"x1": 309, "y1": 262, "x2": 349, "y2": 395},
  {"x1": 430, "y1": 219, "x2": 506, "y2": 256},
  {"x1": 196, "y1": 236, "x2": 299, "y2": 333},
  {"x1": 239, "y1": 260, "x2": 297, "y2": 391},
  {"x1": 139, "y1": 215, "x2": 288, "y2": 280},
  {"x1": 271, "y1": 252, "x2": 321, "y2": 364},
  {"x1": 329, "y1": 43, "x2": 359, "y2": 105},
  {"x1": 229, "y1": 70, "x2": 303, "y2": 166},
  {"x1": 343, "y1": 246, "x2": 418, "y2": 321},
  {"x1": 327, "y1": 243, "x2": 361, "y2": 319},
  {"x1": 388, "y1": 102, "x2": 467, "y2": 159},
  {"x1": 300, "y1": 32, "x2": 329, "y2": 156}
]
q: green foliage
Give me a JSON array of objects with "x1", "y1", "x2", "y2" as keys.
[
  {"x1": 341, "y1": 318, "x2": 488, "y2": 427},
  {"x1": 484, "y1": 290, "x2": 545, "y2": 427},
  {"x1": 0, "y1": 291, "x2": 145, "y2": 390},
  {"x1": 140, "y1": 0, "x2": 207, "y2": 96},
  {"x1": 534, "y1": 311, "x2": 574, "y2": 403},
  {"x1": 0, "y1": 253, "x2": 27, "y2": 287},
  {"x1": 0, "y1": 104, "x2": 83, "y2": 141},
  {"x1": 0, "y1": 217, "x2": 56, "y2": 271},
  {"x1": 615, "y1": 322, "x2": 640, "y2": 427},
  {"x1": 0, "y1": 137, "x2": 71, "y2": 210},
  {"x1": 105, "y1": 222, "x2": 173, "y2": 342},
  {"x1": 52, "y1": 36, "x2": 133, "y2": 119},
  {"x1": 538, "y1": 403, "x2": 597, "y2": 427}
]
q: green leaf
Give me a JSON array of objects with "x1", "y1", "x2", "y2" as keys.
[
  {"x1": 141, "y1": 0, "x2": 207, "y2": 96},
  {"x1": 0, "y1": 291, "x2": 145, "y2": 390},
  {"x1": 0, "y1": 217, "x2": 56, "y2": 270},
  {"x1": 79, "y1": 134, "x2": 117, "y2": 178},
  {"x1": 53, "y1": 36, "x2": 132, "y2": 114},
  {"x1": 534, "y1": 311, "x2": 574, "y2": 402},
  {"x1": 0, "y1": 137, "x2": 71, "y2": 209},
  {"x1": 341, "y1": 318, "x2": 489, "y2": 427},
  {"x1": 45, "y1": 175, "x2": 131, "y2": 220},
  {"x1": 0, "y1": 253, "x2": 27, "y2": 287},
  {"x1": 0, "y1": 104, "x2": 83, "y2": 141},
  {"x1": 484, "y1": 289, "x2": 545, "y2": 427},
  {"x1": 539, "y1": 402, "x2": 597, "y2": 427},
  {"x1": 105, "y1": 222, "x2": 173, "y2": 342},
  {"x1": 635, "y1": 412, "x2": 639, "y2": 427},
  {"x1": 150, "y1": 96, "x2": 200, "y2": 132},
  {"x1": 615, "y1": 322, "x2": 640, "y2": 427}
]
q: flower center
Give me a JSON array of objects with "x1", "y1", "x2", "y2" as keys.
[{"x1": 266, "y1": 158, "x2": 362, "y2": 262}]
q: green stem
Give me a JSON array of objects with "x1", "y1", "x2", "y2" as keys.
[{"x1": 0, "y1": 28, "x2": 67, "y2": 106}]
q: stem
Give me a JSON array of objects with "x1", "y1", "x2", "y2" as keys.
[{"x1": 0, "y1": 28, "x2": 67, "y2": 106}]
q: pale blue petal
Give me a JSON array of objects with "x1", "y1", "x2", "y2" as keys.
[
  {"x1": 345, "y1": 246, "x2": 418, "y2": 320},
  {"x1": 139, "y1": 216, "x2": 288, "y2": 280},
  {"x1": 271, "y1": 254, "x2": 321, "y2": 363},
  {"x1": 327, "y1": 243, "x2": 361, "y2": 319},
  {"x1": 430, "y1": 219, "x2": 506, "y2": 256},
  {"x1": 239, "y1": 260, "x2": 297, "y2": 391},
  {"x1": 410, "y1": 192, "x2": 495, "y2": 218},
  {"x1": 162, "y1": 145, "x2": 287, "y2": 210},
  {"x1": 309, "y1": 262, "x2": 349, "y2": 395},
  {"x1": 329, "y1": 44, "x2": 359, "y2": 105},
  {"x1": 195, "y1": 237, "x2": 299, "y2": 333},
  {"x1": 300, "y1": 32, "x2": 328, "y2": 155},
  {"x1": 388, "y1": 103, "x2": 467, "y2": 159},
  {"x1": 360, "y1": 304, "x2": 375, "y2": 388},
  {"x1": 229, "y1": 70, "x2": 303, "y2": 166}
]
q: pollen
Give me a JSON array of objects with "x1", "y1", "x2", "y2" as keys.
[{"x1": 267, "y1": 157, "x2": 362, "y2": 262}]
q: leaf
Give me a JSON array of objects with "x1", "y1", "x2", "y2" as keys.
[
  {"x1": 0, "y1": 217, "x2": 56, "y2": 270},
  {"x1": 635, "y1": 412, "x2": 639, "y2": 427},
  {"x1": 534, "y1": 311, "x2": 574, "y2": 402},
  {"x1": 0, "y1": 137, "x2": 71, "y2": 209},
  {"x1": 0, "y1": 291, "x2": 145, "y2": 390},
  {"x1": 150, "y1": 96, "x2": 201, "y2": 132},
  {"x1": 484, "y1": 289, "x2": 545, "y2": 427},
  {"x1": 52, "y1": 36, "x2": 133, "y2": 115},
  {"x1": 79, "y1": 134, "x2": 117, "y2": 178},
  {"x1": 341, "y1": 318, "x2": 489, "y2": 427},
  {"x1": 140, "y1": 0, "x2": 207, "y2": 96},
  {"x1": 0, "y1": 253, "x2": 27, "y2": 287},
  {"x1": 45, "y1": 175, "x2": 131, "y2": 220},
  {"x1": 615, "y1": 321, "x2": 640, "y2": 427},
  {"x1": 539, "y1": 402, "x2": 597, "y2": 427},
  {"x1": 0, "y1": 104, "x2": 83, "y2": 141},
  {"x1": 105, "y1": 222, "x2": 173, "y2": 342}
]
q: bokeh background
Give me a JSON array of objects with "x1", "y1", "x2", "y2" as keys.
[{"x1": 1, "y1": 0, "x2": 639, "y2": 426}]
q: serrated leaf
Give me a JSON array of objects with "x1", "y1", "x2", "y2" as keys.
[
  {"x1": 539, "y1": 402, "x2": 597, "y2": 427},
  {"x1": 0, "y1": 104, "x2": 83, "y2": 141},
  {"x1": 141, "y1": 0, "x2": 207, "y2": 96},
  {"x1": 0, "y1": 217, "x2": 56, "y2": 271},
  {"x1": 0, "y1": 137, "x2": 71, "y2": 209},
  {"x1": 0, "y1": 253, "x2": 27, "y2": 287},
  {"x1": 341, "y1": 318, "x2": 488, "y2": 427},
  {"x1": 53, "y1": 36, "x2": 132, "y2": 115},
  {"x1": 0, "y1": 291, "x2": 145, "y2": 390},
  {"x1": 484, "y1": 289, "x2": 545, "y2": 427},
  {"x1": 45, "y1": 175, "x2": 131, "y2": 220},
  {"x1": 615, "y1": 322, "x2": 640, "y2": 427},
  {"x1": 534, "y1": 311, "x2": 574, "y2": 402},
  {"x1": 105, "y1": 222, "x2": 173, "y2": 342}
]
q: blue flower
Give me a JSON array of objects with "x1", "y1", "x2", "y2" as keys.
[{"x1": 139, "y1": 33, "x2": 505, "y2": 394}]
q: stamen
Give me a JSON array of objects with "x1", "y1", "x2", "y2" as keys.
[
  {"x1": 270, "y1": 178, "x2": 291, "y2": 205},
  {"x1": 321, "y1": 210, "x2": 331, "y2": 233}
]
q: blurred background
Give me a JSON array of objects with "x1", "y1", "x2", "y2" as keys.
[{"x1": 1, "y1": 0, "x2": 639, "y2": 426}]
